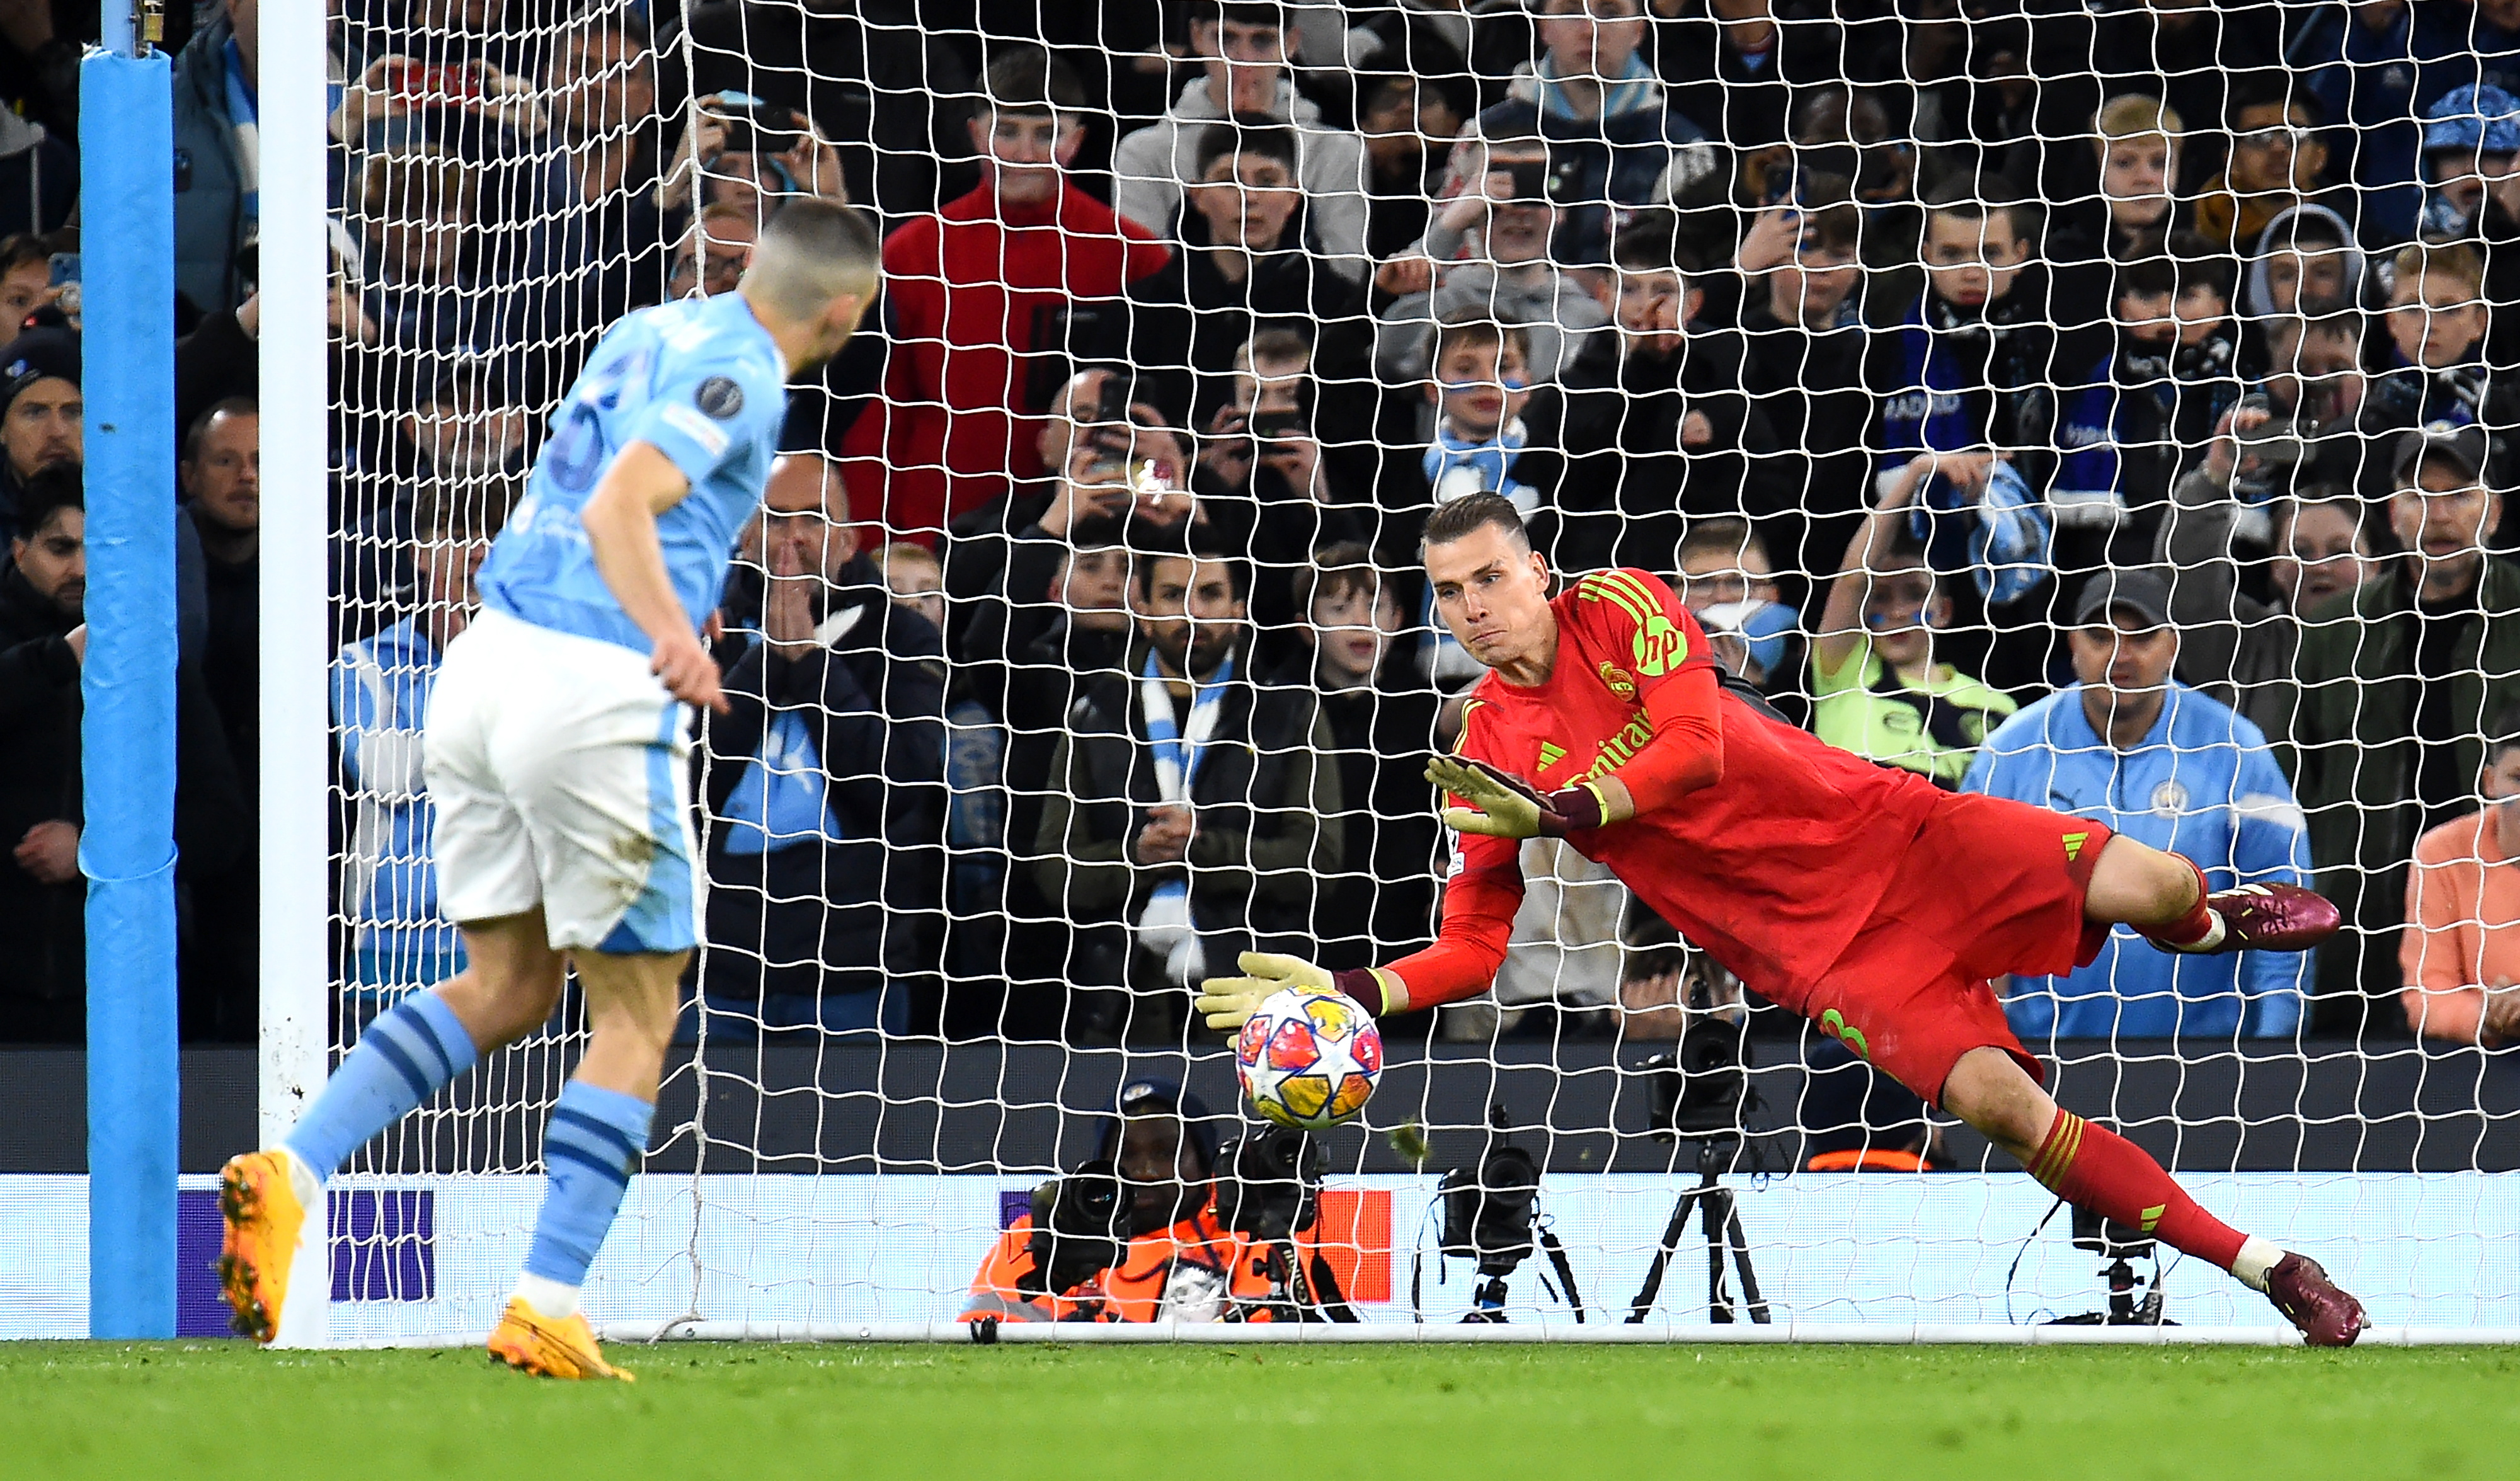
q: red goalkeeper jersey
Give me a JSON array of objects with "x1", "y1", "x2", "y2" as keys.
[{"x1": 1386, "y1": 568, "x2": 1948, "y2": 1015}]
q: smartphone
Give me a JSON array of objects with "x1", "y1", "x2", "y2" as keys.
[
  {"x1": 1247, "y1": 409, "x2": 1306, "y2": 442},
  {"x1": 46, "y1": 253, "x2": 77, "y2": 288},
  {"x1": 1505, "y1": 157, "x2": 1550, "y2": 203},
  {"x1": 387, "y1": 62, "x2": 481, "y2": 102}
]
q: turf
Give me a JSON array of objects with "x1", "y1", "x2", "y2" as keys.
[{"x1": 11, "y1": 1339, "x2": 2512, "y2": 1481}]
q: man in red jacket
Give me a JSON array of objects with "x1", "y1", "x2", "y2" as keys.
[
  {"x1": 1198, "y1": 492, "x2": 2370, "y2": 1346},
  {"x1": 840, "y1": 46, "x2": 1171, "y2": 542}
]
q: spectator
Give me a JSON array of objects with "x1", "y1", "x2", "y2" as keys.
[
  {"x1": 2048, "y1": 96, "x2": 2188, "y2": 280},
  {"x1": 2284, "y1": 423, "x2": 2520, "y2": 1009},
  {"x1": 1194, "y1": 332, "x2": 1367, "y2": 645},
  {"x1": 1813, "y1": 452, "x2": 2016, "y2": 789},
  {"x1": 2159, "y1": 459, "x2": 2374, "y2": 739},
  {"x1": 1285, "y1": 544, "x2": 1443, "y2": 971},
  {"x1": 1108, "y1": 123, "x2": 1368, "y2": 421},
  {"x1": 1654, "y1": 0, "x2": 1844, "y2": 161},
  {"x1": 2296, "y1": 0, "x2": 2434, "y2": 244},
  {"x1": 1737, "y1": 200, "x2": 1869, "y2": 576},
  {"x1": 1356, "y1": 75, "x2": 1464, "y2": 263},
  {"x1": 2237, "y1": 205, "x2": 2368, "y2": 321},
  {"x1": 2361, "y1": 243, "x2": 2516, "y2": 491},
  {"x1": 1033, "y1": 530, "x2": 1339, "y2": 1042},
  {"x1": 839, "y1": 47, "x2": 1171, "y2": 542},
  {"x1": 2104, "y1": 254, "x2": 2243, "y2": 530},
  {"x1": 351, "y1": 144, "x2": 512, "y2": 393},
  {"x1": 2193, "y1": 83, "x2": 2341, "y2": 253},
  {"x1": 653, "y1": 91, "x2": 854, "y2": 225},
  {"x1": 1557, "y1": 210, "x2": 1784, "y2": 573},
  {"x1": 2401, "y1": 708, "x2": 2520, "y2": 1046},
  {"x1": 1372, "y1": 130, "x2": 1612, "y2": 389},
  {"x1": 182, "y1": 399, "x2": 260, "y2": 813},
  {"x1": 697, "y1": 453, "x2": 948, "y2": 1036},
  {"x1": 665, "y1": 202, "x2": 757, "y2": 302},
  {"x1": 1404, "y1": 319, "x2": 1562, "y2": 685},
  {"x1": 1672, "y1": 514, "x2": 1781, "y2": 615},
  {"x1": 945, "y1": 364, "x2": 1199, "y2": 681},
  {"x1": 874, "y1": 540, "x2": 947, "y2": 636},
  {"x1": 0, "y1": 325, "x2": 76, "y2": 544},
  {"x1": 2416, "y1": 84, "x2": 2520, "y2": 246},
  {"x1": 0, "y1": 467, "x2": 82, "y2": 1039},
  {"x1": 1964, "y1": 570, "x2": 2311, "y2": 1040},
  {"x1": 665, "y1": 0, "x2": 975, "y2": 222},
  {"x1": 1109, "y1": 0, "x2": 1370, "y2": 280},
  {"x1": 1469, "y1": 0, "x2": 1717, "y2": 268},
  {"x1": 332, "y1": 479, "x2": 500, "y2": 992},
  {"x1": 515, "y1": 10, "x2": 670, "y2": 366},
  {"x1": 170, "y1": 0, "x2": 256, "y2": 315},
  {"x1": 0, "y1": 235, "x2": 49, "y2": 334}
]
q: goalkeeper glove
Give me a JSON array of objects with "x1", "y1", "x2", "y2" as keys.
[
  {"x1": 1195, "y1": 952, "x2": 1390, "y2": 1029},
  {"x1": 1424, "y1": 757, "x2": 1606, "y2": 839}
]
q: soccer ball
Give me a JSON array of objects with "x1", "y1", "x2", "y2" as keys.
[{"x1": 1233, "y1": 987, "x2": 1383, "y2": 1131}]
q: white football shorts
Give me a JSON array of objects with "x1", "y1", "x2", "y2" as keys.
[{"x1": 423, "y1": 607, "x2": 702, "y2": 954}]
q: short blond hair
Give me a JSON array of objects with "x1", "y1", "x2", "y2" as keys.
[
  {"x1": 2095, "y1": 94, "x2": 2184, "y2": 148},
  {"x1": 2391, "y1": 241, "x2": 2487, "y2": 300}
]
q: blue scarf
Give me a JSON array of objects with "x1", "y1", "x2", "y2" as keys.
[
  {"x1": 223, "y1": 38, "x2": 259, "y2": 241},
  {"x1": 1535, "y1": 54, "x2": 1656, "y2": 123},
  {"x1": 1137, "y1": 649, "x2": 1234, "y2": 982},
  {"x1": 1909, "y1": 459, "x2": 2053, "y2": 608},
  {"x1": 1423, "y1": 418, "x2": 1537, "y2": 515}
]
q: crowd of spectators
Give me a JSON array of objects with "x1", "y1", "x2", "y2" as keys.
[{"x1": 8, "y1": 0, "x2": 2520, "y2": 1061}]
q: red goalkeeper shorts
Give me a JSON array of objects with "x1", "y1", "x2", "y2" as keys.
[{"x1": 1794, "y1": 791, "x2": 2114, "y2": 1109}]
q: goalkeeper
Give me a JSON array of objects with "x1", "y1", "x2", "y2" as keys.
[
  {"x1": 1200, "y1": 493, "x2": 2369, "y2": 1346},
  {"x1": 214, "y1": 201, "x2": 881, "y2": 1378}
]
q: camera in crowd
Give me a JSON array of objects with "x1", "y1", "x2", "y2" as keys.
[{"x1": 1017, "y1": 1157, "x2": 1129, "y2": 1305}]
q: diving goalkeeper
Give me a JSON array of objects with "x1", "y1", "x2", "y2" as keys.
[{"x1": 1198, "y1": 492, "x2": 2368, "y2": 1346}]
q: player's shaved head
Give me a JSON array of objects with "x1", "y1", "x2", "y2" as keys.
[{"x1": 740, "y1": 199, "x2": 883, "y2": 369}]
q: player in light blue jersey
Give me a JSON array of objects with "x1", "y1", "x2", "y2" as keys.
[{"x1": 217, "y1": 201, "x2": 882, "y2": 1378}]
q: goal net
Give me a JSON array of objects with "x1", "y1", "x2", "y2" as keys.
[{"x1": 310, "y1": 0, "x2": 2520, "y2": 1340}]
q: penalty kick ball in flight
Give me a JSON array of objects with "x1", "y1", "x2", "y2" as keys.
[{"x1": 1234, "y1": 986, "x2": 1383, "y2": 1131}]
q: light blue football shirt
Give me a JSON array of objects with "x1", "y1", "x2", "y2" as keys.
[{"x1": 479, "y1": 292, "x2": 789, "y2": 654}]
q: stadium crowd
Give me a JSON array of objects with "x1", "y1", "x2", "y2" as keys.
[{"x1": 0, "y1": 0, "x2": 2517, "y2": 1063}]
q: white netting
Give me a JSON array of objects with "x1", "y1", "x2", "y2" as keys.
[{"x1": 316, "y1": 0, "x2": 2520, "y2": 1337}]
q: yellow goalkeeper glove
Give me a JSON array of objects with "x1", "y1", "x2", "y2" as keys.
[
  {"x1": 1195, "y1": 952, "x2": 1391, "y2": 1029},
  {"x1": 1425, "y1": 757, "x2": 1605, "y2": 839}
]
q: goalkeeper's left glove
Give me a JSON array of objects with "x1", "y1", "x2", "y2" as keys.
[
  {"x1": 1424, "y1": 757, "x2": 1606, "y2": 839},
  {"x1": 1195, "y1": 951, "x2": 1390, "y2": 1029}
]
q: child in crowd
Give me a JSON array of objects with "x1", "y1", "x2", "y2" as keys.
[{"x1": 1812, "y1": 450, "x2": 2017, "y2": 787}]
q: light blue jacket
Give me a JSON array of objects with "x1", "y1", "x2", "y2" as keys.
[
  {"x1": 332, "y1": 617, "x2": 465, "y2": 990},
  {"x1": 1961, "y1": 683, "x2": 2310, "y2": 1039}
]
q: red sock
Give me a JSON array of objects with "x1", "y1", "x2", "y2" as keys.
[
  {"x1": 2025, "y1": 1109, "x2": 2246, "y2": 1271},
  {"x1": 2136, "y1": 856, "x2": 2216, "y2": 948}
]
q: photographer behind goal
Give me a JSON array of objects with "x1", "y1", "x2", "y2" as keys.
[{"x1": 961, "y1": 1078, "x2": 1351, "y2": 1324}]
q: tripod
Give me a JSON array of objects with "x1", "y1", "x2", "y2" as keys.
[{"x1": 1626, "y1": 1135, "x2": 1770, "y2": 1325}]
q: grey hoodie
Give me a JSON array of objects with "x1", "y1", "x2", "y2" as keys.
[
  {"x1": 2240, "y1": 203, "x2": 2369, "y2": 321},
  {"x1": 1109, "y1": 76, "x2": 1369, "y2": 281}
]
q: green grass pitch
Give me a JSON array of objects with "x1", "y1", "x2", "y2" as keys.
[{"x1": 12, "y1": 1340, "x2": 2513, "y2": 1480}]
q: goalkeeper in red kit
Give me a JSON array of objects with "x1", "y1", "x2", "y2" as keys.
[{"x1": 1197, "y1": 493, "x2": 2369, "y2": 1345}]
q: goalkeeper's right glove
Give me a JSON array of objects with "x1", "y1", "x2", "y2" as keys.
[
  {"x1": 1424, "y1": 757, "x2": 1606, "y2": 838},
  {"x1": 1195, "y1": 952, "x2": 1390, "y2": 1029}
]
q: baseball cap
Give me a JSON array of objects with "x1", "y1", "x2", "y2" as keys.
[
  {"x1": 2072, "y1": 568, "x2": 2174, "y2": 628},
  {"x1": 2391, "y1": 421, "x2": 2489, "y2": 486}
]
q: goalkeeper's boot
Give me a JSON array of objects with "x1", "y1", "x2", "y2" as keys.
[
  {"x1": 2265, "y1": 1252, "x2": 2368, "y2": 1348},
  {"x1": 2150, "y1": 881, "x2": 2342, "y2": 956},
  {"x1": 487, "y1": 1297, "x2": 635, "y2": 1381},
  {"x1": 217, "y1": 1148, "x2": 309, "y2": 1344}
]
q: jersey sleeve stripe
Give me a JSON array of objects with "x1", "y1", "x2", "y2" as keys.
[
  {"x1": 1578, "y1": 574, "x2": 1649, "y2": 626},
  {"x1": 1599, "y1": 569, "x2": 1670, "y2": 619}
]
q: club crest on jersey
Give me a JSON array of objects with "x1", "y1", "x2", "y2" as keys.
[
  {"x1": 1597, "y1": 661, "x2": 1637, "y2": 699},
  {"x1": 2150, "y1": 780, "x2": 2189, "y2": 817},
  {"x1": 696, "y1": 375, "x2": 745, "y2": 420},
  {"x1": 1632, "y1": 614, "x2": 1687, "y2": 677}
]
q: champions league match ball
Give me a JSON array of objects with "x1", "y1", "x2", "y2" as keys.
[{"x1": 1234, "y1": 987, "x2": 1383, "y2": 1131}]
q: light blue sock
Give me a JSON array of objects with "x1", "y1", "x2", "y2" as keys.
[
  {"x1": 282, "y1": 992, "x2": 478, "y2": 1175},
  {"x1": 522, "y1": 1080, "x2": 654, "y2": 1291}
]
